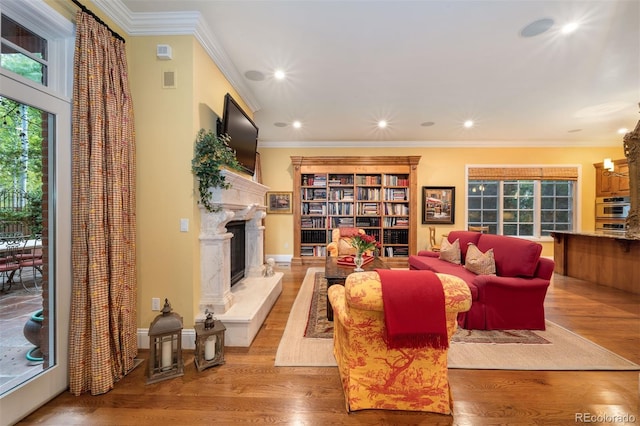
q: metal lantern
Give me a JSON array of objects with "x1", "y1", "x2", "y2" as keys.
[
  {"x1": 194, "y1": 310, "x2": 226, "y2": 372},
  {"x1": 147, "y1": 299, "x2": 184, "y2": 384}
]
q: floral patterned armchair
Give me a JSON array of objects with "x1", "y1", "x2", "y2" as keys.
[
  {"x1": 326, "y1": 227, "x2": 366, "y2": 257},
  {"x1": 327, "y1": 271, "x2": 472, "y2": 414}
]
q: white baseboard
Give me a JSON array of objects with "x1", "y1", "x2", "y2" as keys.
[{"x1": 264, "y1": 254, "x2": 292, "y2": 264}]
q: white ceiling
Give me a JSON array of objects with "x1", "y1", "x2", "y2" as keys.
[{"x1": 107, "y1": 0, "x2": 639, "y2": 146}]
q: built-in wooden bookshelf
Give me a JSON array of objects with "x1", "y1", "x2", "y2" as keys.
[{"x1": 291, "y1": 156, "x2": 421, "y2": 265}]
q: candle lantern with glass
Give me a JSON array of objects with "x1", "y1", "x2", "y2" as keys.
[
  {"x1": 194, "y1": 309, "x2": 226, "y2": 371},
  {"x1": 147, "y1": 299, "x2": 184, "y2": 384}
]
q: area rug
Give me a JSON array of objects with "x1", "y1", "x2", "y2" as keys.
[{"x1": 275, "y1": 268, "x2": 640, "y2": 370}]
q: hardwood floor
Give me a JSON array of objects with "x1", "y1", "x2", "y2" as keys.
[{"x1": 18, "y1": 264, "x2": 639, "y2": 425}]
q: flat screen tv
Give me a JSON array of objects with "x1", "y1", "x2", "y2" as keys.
[{"x1": 219, "y1": 93, "x2": 259, "y2": 175}]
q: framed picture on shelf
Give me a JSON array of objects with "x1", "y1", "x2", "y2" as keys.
[
  {"x1": 422, "y1": 186, "x2": 455, "y2": 224},
  {"x1": 266, "y1": 191, "x2": 293, "y2": 214}
]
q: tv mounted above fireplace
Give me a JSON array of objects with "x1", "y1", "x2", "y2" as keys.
[{"x1": 218, "y1": 93, "x2": 259, "y2": 175}]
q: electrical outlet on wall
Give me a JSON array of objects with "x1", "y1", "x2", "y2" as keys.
[{"x1": 151, "y1": 298, "x2": 161, "y2": 311}]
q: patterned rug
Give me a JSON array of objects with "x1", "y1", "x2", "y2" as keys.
[{"x1": 304, "y1": 272, "x2": 549, "y2": 344}]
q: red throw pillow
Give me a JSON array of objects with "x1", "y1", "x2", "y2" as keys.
[{"x1": 477, "y1": 234, "x2": 542, "y2": 277}]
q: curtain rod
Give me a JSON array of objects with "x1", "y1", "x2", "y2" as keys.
[{"x1": 71, "y1": 0, "x2": 125, "y2": 43}]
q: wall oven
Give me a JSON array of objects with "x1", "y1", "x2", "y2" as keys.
[
  {"x1": 595, "y1": 221, "x2": 626, "y2": 234},
  {"x1": 595, "y1": 196, "x2": 630, "y2": 219}
]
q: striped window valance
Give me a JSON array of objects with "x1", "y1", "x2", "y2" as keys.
[{"x1": 468, "y1": 166, "x2": 578, "y2": 181}]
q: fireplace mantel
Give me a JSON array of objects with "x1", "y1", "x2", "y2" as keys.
[{"x1": 198, "y1": 170, "x2": 282, "y2": 346}]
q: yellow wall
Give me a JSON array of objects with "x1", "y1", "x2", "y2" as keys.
[
  {"x1": 259, "y1": 146, "x2": 626, "y2": 258},
  {"x1": 129, "y1": 36, "x2": 254, "y2": 328}
]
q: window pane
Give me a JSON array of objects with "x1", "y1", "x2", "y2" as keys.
[
  {"x1": 520, "y1": 182, "x2": 534, "y2": 195},
  {"x1": 519, "y1": 224, "x2": 533, "y2": 235},
  {"x1": 1, "y1": 15, "x2": 47, "y2": 85},
  {"x1": 541, "y1": 210, "x2": 555, "y2": 222},
  {"x1": 520, "y1": 210, "x2": 534, "y2": 222},
  {"x1": 481, "y1": 182, "x2": 498, "y2": 196},
  {"x1": 541, "y1": 198, "x2": 554, "y2": 209},
  {"x1": 482, "y1": 211, "x2": 497, "y2": 222},
  {"x1": 556, "y1": 183, "x2": 569, "y2": 196},
  {"x1": 468, "y1": 211, "x2": 481, "y2": 222},
  {"x1": 519, "y1": 197, "x2": 534, "y2": 209},
  {"x1": 484, "y1": 197, "x2": 498, "y2": 209},
  {"x1": 468, "y1": 198, "x2": 481, "y2": 209},
  {"x1": 504, "y1": 197, "x2": 517, "y2": 209},
  {"x1": 556, "y1": 198, "x2": 569, "y2": 209},
  {"x1": 467, "y1": 180, "x2": 498, "y2": 232},
  {"x1": 504, "y1": 224, "x2": 517, "y2": 235},
  {"x1": 503, "y1": 211, "x2": 517, "y2": 222},
  {"x1": 541, "y1": 183, "x2": 555, "y2": 196},
  {"x1": 504, "y1": 183, "x2": 517, "y2": 197}
]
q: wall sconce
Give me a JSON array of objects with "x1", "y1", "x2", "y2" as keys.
[
  {"x1": 147, "y1": 299, "x2": 184, "y2": 384},
  {"x1": 603, "y1": 158, "x2": 628, "y2": 177},
  {"x1": 194, "y1": 310, "x2": 226, "y2": 372}
]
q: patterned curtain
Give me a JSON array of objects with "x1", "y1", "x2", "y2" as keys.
[{"x1": 69, "y1": 10, "x2": 137, "y2": 396}]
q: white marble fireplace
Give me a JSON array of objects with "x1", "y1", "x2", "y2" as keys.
[{"x1": 198, "y1": 170, "x2": 283, "y2": 346}]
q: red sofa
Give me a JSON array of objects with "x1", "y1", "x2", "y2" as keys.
[{"x1": 408, "y1": 230, "x2": 554, "y2": 330}]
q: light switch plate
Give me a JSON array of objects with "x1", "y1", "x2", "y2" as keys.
[{"x1": 180, "y1": 218, "x2": 189, "y2": 232}]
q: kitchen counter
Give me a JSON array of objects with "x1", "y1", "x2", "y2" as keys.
[{"x1": 550, "y1": 230, "x2": 639, "y2": 294}]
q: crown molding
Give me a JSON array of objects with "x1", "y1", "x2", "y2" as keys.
[
  {"x1": 257, "y1": 139, "x2": 622, "y2": 149},
  {"x1": 91, "y1": 0, "x2": 261, "y2": 113}
]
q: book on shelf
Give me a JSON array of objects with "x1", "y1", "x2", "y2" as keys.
[
  {"x1": 384, "y1": 229, "x2": 409, "y2": 244},
  {"x1": 301, "y1": 229, "x2": 328, "y2": 244},
  {"x1": 357, "y1": 187, "x2": 380, "y2": 201},
  {"x1": 328, "y1": 175, "x2": 354, "y2": 185},
  {"x1": 385, "y1": 188, "x2": 408, "y2": 201},
  {"x1": 355, "y1": 175, "x2": 382, "y2": 185},
  {"x1": 329, "y1": 188, "x2": 354, "y2": 200},
  {"x1": 331, "y1": 217, "x2": 354, "y2": 228},
  {"x1": 301, "y1": 245, "x2": 327, "y2": 256},
  {"x1": 384, "y1": 175, "x2": 409, "y2": 186}
]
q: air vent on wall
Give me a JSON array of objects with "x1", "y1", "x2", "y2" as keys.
[
  {"x1": 162, "y1": 70, "x2": 177, "y2": 89},
  {"x1": 156, "y1": 44, "x2": 172, "y2": 60}
]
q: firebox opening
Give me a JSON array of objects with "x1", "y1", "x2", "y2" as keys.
[{"x1": 227, "y1": 221, "x2": 246, "y2": 287}]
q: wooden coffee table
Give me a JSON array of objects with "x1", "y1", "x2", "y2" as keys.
[{"x1": 324, "y1": 256, "x2": 389, "y2": 321}]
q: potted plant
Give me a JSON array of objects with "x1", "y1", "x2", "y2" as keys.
[{"x1": 191, "y1": 129, "x2": 242, "y2": 212}]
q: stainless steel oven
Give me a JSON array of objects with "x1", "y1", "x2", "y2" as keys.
[
  {"x1": 595, "y1": 196, "x2": 630, "y2": 219},
  {"x1": 595, "y1": 221, "x2": 626, "y2": 234}
]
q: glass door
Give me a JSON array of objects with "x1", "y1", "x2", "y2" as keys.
[{"x1": 0, "y1": 72, "x2": 71, "y2": 425}]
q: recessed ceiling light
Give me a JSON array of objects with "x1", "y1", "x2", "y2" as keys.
[
  {"x1": 618, "y1": 128, "x2": 629, "y2": 134},
  {"x1": 292, "y1": 120, "x2": 302, "y2": 129},
  {"x1": 274, "y1": 69, "x2": 286, "y2": 80},
  {"x1": 244, "y1": 70, "x2": 265, "y2": 81},
  {"x1": 377, "y1": 120, "x2": 387, "y2": 129},
  {"x1": 273, "y1": 122, "x2": 288, "y2": 127},
  {"x1": 463, "y1": 120, "x2": 474, "y2": 128},
  {"x1": 561, "y1": 22, "x2": 579, "y2": 34},
  {"x1": 420, "y1": 121, "x2": 435, "y2": 127},
  {"x1": 520, "y1": 18, "x2": 554, "y2": 38}
]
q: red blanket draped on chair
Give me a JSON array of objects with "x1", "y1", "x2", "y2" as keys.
[{"x1": 376, "y1": 269, "x2": 448, "y2": 349}]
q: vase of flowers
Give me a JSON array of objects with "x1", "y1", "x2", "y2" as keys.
[{"x1": 350, "y1": 234, "x2": 379, "y2": 272}]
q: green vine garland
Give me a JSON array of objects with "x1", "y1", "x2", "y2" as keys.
[{"x1": 191, "y1": 129, "x2": 242, "y2": 212}]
